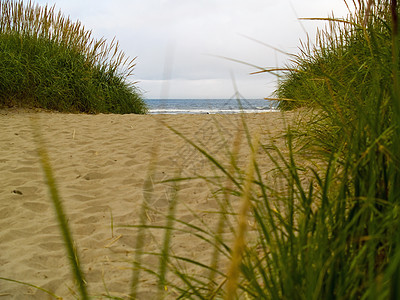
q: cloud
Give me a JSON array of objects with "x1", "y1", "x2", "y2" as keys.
[{"x1": 31, "y1": 0, "x2": 350, "y2": 99}]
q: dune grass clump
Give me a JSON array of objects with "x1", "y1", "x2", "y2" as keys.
[
  {"x1": 222, "y1": 1, "x2": 400, "y2": 298},
  {"x1": 0, "y1": 0, "x2": 147, "y2": 114},
  {"x1": 130, "y1": 1, "x2": 400, "y2": 298},
  {"x1": 275, "y1": 1, "x2": 395, "y2": 112}
]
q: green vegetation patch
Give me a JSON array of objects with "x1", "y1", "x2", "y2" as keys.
[
  {"x1": 275, "y1": 1, "x2": 394, "y2": 113},
  {"x1": 0, "y1": 0, "x2": 147, "y2": 114}
]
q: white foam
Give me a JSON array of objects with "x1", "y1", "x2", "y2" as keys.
[{"x1": 149, "y1": 108, "x2": 278, "y2": 114}]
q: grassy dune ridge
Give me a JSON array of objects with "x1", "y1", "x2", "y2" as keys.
[{"x1": 0, "y1": 0, "x2": 147, "y2": 114}]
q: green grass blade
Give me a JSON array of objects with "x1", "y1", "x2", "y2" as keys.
[
  {"x1": 32, "y1": 119, "x2": 89, "y2": 299},
  {"x1": 0, "y1": 277, "x2": 62, "y2": 299}
]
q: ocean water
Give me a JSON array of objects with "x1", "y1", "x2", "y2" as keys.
[{"x1": 145, "y1": 99, "x2": 277, "y2": 114}]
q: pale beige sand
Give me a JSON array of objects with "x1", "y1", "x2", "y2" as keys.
[{"x1": 0, "y1": 109, "x2": 295, "y2": 299}]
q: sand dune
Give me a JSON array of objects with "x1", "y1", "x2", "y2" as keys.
[{"x1": 0, "y1": 109, "x2": 293, "y2": 299}]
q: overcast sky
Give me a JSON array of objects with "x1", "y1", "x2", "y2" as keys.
[{"x1": 32, "y1": 0, "x2": 349, "y2": 99}]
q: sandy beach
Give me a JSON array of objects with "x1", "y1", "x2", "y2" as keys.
[{"x1": 0, "y1": 110, "x2": 295, "y2": 299}]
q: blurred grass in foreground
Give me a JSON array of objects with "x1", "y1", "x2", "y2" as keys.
[{"x1": 137, "y1": 1, "x2": 400, "y2": 298}]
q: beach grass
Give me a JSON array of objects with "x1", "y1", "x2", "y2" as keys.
[
  {"x1": 32, "y1": 118, "x2": 89, "y2": 299},
  {"x1": 132, "y1": 1, "x2": 400, "y2": 298},
  {"x1": 0, "y1": 0, "x2": 147, "y2": 114},
  {"x1": 3, "y1": 0, "x2": 400, "y2": 299}
]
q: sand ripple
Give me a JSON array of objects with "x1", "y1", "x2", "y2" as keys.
[{"x1": 0, "y1": 110, "x2": 291, "y2": 298}]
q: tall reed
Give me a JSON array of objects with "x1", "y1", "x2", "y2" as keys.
[
  {"x1": 32, "y1": 118, "x2": 89, "y2": 299},
  {"x1": 132, "y1": 1, "x2": 400, "y2": 298}
]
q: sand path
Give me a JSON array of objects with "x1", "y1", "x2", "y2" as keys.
[{"x1": 0, "y1": 110, "x2": 292, "y2": 299}]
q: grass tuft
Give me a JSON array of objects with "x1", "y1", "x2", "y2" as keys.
[
  {"x1": 129, "y1": 1, "x2": 400, "y2": 298},
  {"x1": 0, "y1": 0, "x2": 147, "y2": 114},
  {"x1": 31, "y1": 117, "x2": 89, "y2": 299}
]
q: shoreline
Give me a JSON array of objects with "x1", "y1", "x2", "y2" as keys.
[{"x1": 147, "y1": 109, "x2": 279, "y2": 115}]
